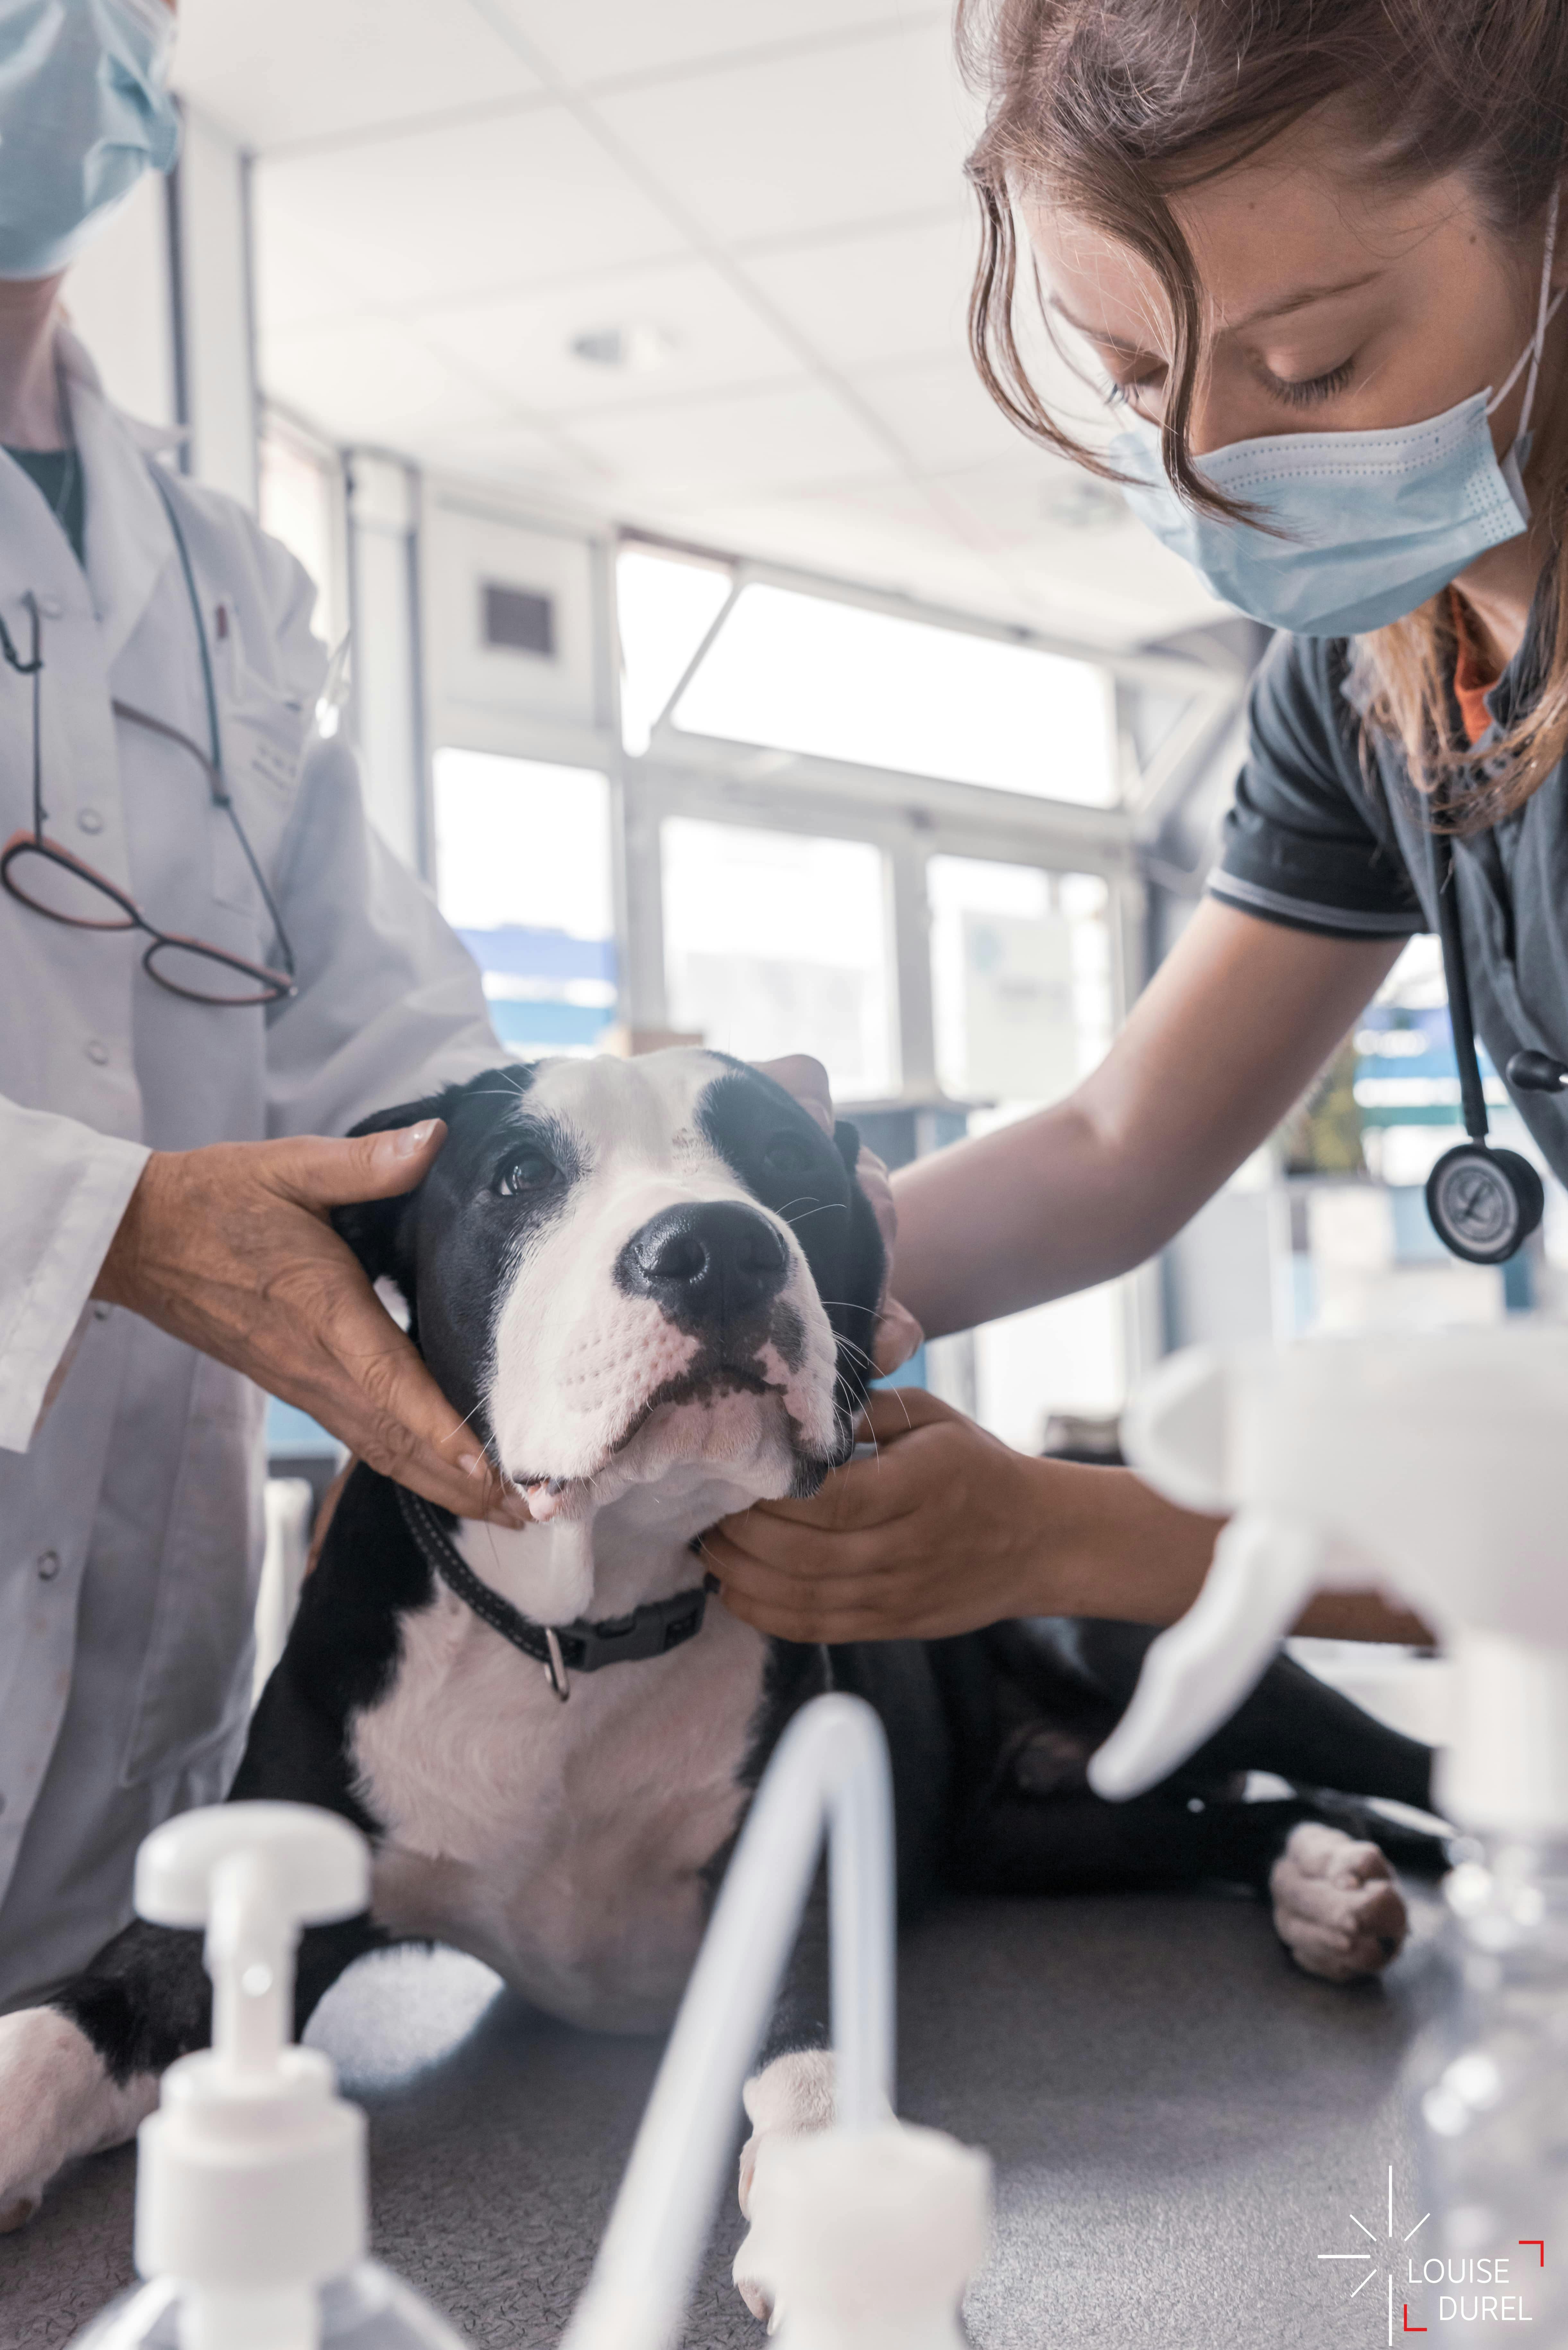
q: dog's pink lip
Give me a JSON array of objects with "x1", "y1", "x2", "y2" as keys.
[{"x1": 521, "y1": 1476, "x2": 571, "y2": 1522}]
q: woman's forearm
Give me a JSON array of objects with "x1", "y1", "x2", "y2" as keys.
[
  {"x1": 706, "y1": 1392, "x2": 1435, "y2": 1652},
  {"x1": 888, "y1": 901, "x2": 1403, "y2": 1340},
  {"x1": 1048, "y1": 1460, "x2": 1435, "y2": 1646},
  {"x1": 889, "y1": 1095, "x2": 1170, "y2": 1338}
]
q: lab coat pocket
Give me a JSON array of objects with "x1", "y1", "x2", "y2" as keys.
[
  {"x1": 118, "y1": 1355, "x2": 266, "y2": 1788},
  {"x1": 211, "y1": 646, "x2": 312, "y2": 915}
]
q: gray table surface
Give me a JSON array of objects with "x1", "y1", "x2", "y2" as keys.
[{"x1": 0, "y1": 1878, "x2": 1449, "y2": 2350}]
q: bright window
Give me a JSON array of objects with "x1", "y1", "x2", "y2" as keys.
[
  {"x1": 671, "y1": 584, "x2": 1118, "y2": 806},
  {"x1": 928, "y1": 855, "x2": 1113, "y2": 1107},
  {"x1": 925, "y1": 854, "x2": 1124, "y2": 1437},
  {"x1": 616, "y1": 545, "x2": 732, "y2": 757},
  {"x1": 1288, "y1": 931, "x2": 1568, "y2": 1333},
  {"x1": 661, "y1": 819, "x2": 897, "y2": 1100},
  {"x1": 971, "y1": 1283, "x2": 1127, "y2": 1445},
  {"x1": 432, "y1": 750, "x2": 617, "y2": 1057}
]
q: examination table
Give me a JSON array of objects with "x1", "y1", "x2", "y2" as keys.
[{"x1": 0, "y1": 1876, "x2": 1446, "y2": 2348}]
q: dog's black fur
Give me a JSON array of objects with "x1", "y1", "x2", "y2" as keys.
[{"x1": 44, "y1": 1058, "x2": 1447, "y2": 2111}]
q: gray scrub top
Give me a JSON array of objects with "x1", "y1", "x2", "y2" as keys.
[{"x1": 1208, "y1": 606, "x2": 1568, "y2": 1186}]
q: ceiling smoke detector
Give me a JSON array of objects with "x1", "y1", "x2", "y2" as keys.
[{"x1": 569, "y1": 324, "x2": 677, "y2": 373}]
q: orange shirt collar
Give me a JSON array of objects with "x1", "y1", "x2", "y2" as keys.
[{"x1": 1450, "y1": 587, "x2": 1502, "y2": 747}]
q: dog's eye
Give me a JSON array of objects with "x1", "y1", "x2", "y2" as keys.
[
  {"x1": 496, "y1": 1145, "x2": 559, "y2": 1198},
  {"x1": 761, "y1": 1136, "x2": 813, "y2": 1182}
]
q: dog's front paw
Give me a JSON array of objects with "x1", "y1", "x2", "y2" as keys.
[
  {"x1": 1269, "y1": 1821, "x2": 1409, "y2": 1982},
  {"x1": 0, "y1": 2007, "x2": 157, "y2": 2228},
  {"x1": 733, "y1": 2048, "x2": 836, "y2": 2326}
]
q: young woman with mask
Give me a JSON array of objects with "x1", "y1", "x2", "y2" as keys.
[{"x1": 707, "y1": 0, "x2": 1567, "y2": 1653}]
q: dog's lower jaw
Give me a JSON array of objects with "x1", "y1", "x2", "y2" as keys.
[
  {"x1": 0, "y1": 2008, "x2": 158, "y2": 2230},
  {"x1": 454, "y1": 1433, "x2": 800, "y2": 1631},
  {"x1": 499, "y1": 1384, "x2": 824, "y2": 1529}
]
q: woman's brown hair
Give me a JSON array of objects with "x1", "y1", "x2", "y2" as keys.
[{"x1": 957, "y1": 0, "x2": 1568, "y2": 829}]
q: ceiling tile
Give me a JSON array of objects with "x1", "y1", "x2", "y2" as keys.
[
  {"x1": 416, "y1": 258, "x2": 808, "y2": 417},
  {"x1": 592, "y1": 21, "x2": 977, "y2": 249},
  {"x1": 486, "y1": 0, "x2": 932, "y2": 89},
  {"x1": 846, "y1": 354, "x2": 1032, "y2": 473},
  {"x1": 415, "y1": 421, "x2": 602, "y2": 493},
  {"x1": 918, "y1": 462, "x2": 1227, "y2": 638},
  {"x1": 740, "y1": 214, "x2": 976, "y2": 372},
  {"x1": 641, "y1": 460, "x2": 1223, "y2": 647},
  {"x1": 254, "y1": 105, "x2": 688, "y2": 313},
  {"x1": 625, "y1": 478, "x2": 1067, "y2": 640},
  {"x1": 261, "y1": 317, "x2": 513, "y2": 446},
  {"x1": 253, "y1": 208, "x2": 361, "y2": 335},
  {"x1": 173, "y1": 0, "x2": 541, "y2": 151},
  {"x1": 930, "y1": 450, "x2": 1128, "y2": 542},
  {"x1": 565, "y1": 381, "x2": 899, "y2": 499}
]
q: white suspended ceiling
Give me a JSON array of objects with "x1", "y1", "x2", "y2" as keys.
[{"x1": 171, "y1": 0, "x2": 1220, "y2": 647}]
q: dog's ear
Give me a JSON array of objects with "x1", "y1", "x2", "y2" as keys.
[
  {"x1": 829, "y1": 1118, "x2": 887, "y2": 1418},
  {"x1": 330, "y1": 1092, "x2": 450, "y2": 1296},
  {"x1": 833, "y1": 1117, "x2": 861, "y2": 1180}
]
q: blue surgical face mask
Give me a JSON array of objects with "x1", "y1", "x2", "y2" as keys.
[
  {"x1": 0, "y1": 0, "x2": 180, "y2": 282},
  {"x1": 1110, "y1": 195, "x2": 1565, "y2": 637}
]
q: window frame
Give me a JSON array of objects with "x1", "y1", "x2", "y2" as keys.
[{"x1": 613, "y1": 535, "x2": 1237, "y2": 1112}]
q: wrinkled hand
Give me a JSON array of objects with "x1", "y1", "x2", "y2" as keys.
[
  {"x1": 751, "y1": 1054, "x2": 923, "y2": 1378},
  {"x1": 703, "y1": 1388, "x2": 1058, "y2": 1642},
  {"x1": 93, "y1": 1121, "x2": 527, "y2": 1526}
]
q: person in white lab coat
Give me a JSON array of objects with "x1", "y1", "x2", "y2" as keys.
[{"x1": 0, "y1": 0, "x2": 520, "y2": 2006}]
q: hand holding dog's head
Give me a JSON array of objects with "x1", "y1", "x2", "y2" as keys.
[{"x1": 332, "y1": 1051, "x2": 885, "y2": 1517}]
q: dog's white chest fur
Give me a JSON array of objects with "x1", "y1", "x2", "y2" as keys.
[{"x1": 349, "y1": 1486, "x2": 770, "y2": 2033}]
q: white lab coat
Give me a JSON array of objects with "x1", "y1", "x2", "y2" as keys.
[{"x1": 0, "y1": 331, "x2": 500, "y2": 2007}]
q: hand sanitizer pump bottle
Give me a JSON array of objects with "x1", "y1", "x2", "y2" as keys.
[
  {"x1": 68, "y1": 1802, "x2": 466, "y2": 2350},
  {"x1": 1085, "y1": 1327, "x2": 1568, "y2": 2346}
]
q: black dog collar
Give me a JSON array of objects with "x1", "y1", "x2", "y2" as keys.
[{"x1": 396, "y1": 1486, "x2": 711, "y2": 1702}]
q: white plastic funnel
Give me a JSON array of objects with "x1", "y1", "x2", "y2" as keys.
[{"x1": 561, "y1": 1693, "x2": 897, "y2": 2350}]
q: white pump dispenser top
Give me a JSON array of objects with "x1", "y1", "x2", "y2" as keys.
[
  {"x1": 133, "y1": 1802, "x2": 371, "y2": 2350},
  {"x1": 1088, "y1": 1325, "x2": 1568, "y2": 1835}
]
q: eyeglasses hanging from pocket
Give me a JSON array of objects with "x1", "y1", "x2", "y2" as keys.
[{"x1": 0, "y1": 580, "x2": 298, "y2": 1008}]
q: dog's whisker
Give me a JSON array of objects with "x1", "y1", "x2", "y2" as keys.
[{"x1": 441, "y1": 1398, "x2": 486, "y2": 1444}]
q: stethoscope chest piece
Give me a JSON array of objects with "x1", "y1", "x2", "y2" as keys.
[
  {"x1": 1424, "y1": 828, "x2": 1550, "y2": 1266},
  {"x1": 1424, "y1": 1141, "x2": 1544, "y2": 1265}
]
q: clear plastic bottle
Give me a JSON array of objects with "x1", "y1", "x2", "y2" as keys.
[
  {"x1": 64, "y1": 1802, "x2": 465, "y2": 2350},
  {"x1": 1085, "y1": 1328, "x2": 1568, "y2": 2348},
  {"x1": 1400, "y1": 1833, "x2": 1568, "y2": 2345}
]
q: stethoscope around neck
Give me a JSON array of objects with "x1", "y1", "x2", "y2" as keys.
[
  {"x1": 1407, "y1": 196, "x2": 1568, "y2": 1266},
  {"x1": 1424, "y1": 825, "x2": 1566, "y2": 1263}
]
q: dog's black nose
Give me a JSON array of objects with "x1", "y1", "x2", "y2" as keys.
[{"x1": 618, "y1": 1202, "x2": 789, "y2": 1326}]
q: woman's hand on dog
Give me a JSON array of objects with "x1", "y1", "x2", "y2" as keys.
[
  {"x1": 702, "y1": 1390, "x2": 1065, "y2": 1641},
  {"x1": 704, "y1": 1389, "x2": 1231, "y2": 1643},
  {"x1": 93, "y1": 1121, "x2": 530, "y2": 1527}
]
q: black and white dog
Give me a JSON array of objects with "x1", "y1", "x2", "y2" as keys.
[{"x1": 0, "y1": 1051, "x2": 1448, "y2": 2310}]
